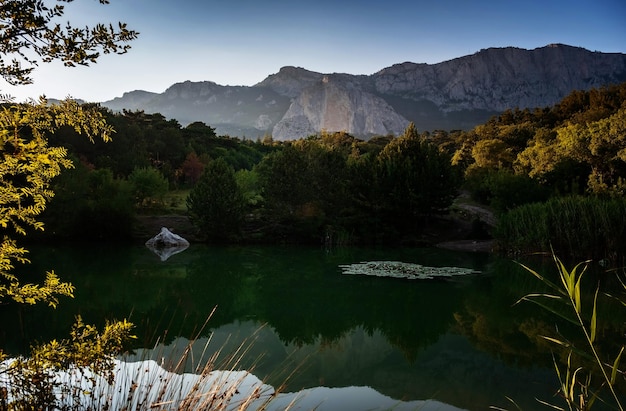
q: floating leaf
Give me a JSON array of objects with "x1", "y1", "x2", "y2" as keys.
[{"x1": 339, "y1": 261, "x2": 480, "y2": 280}]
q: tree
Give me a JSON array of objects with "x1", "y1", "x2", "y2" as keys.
[
  {"x1": 255, "y1": 140, "x2": 351, "y2": 241},
  {"x1": 516, "y1": 108, "x2": 626, "y2": 195},
  {"x1": 180, "y1": 151, "x2": 205, "y2": 185},
  {"x1": 0, "y1": 0, "x2": 137, "y2": 303},
  {"x1": 187, "y1": 158, "x2": 245, "y2": 242},
  {"x1": 256, "y1": 145, "x2": 310, "y2": 217},
  {"x1": 470, "y1": 138, "x2": 515, "y2": 170},
  {"x1": 0, "y1": 4, "x2": 137, "y2": 408},
  {"x1": 375, "y1": 123, "x2": 460, "y2": 225},
  {"x1": 0, "y1": 0, "x2": 138, "y2": 86}
]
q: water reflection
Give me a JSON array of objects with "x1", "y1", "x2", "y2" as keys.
[
  {"x1": 1, "y1": 244, "x2": 567, "y2": 409},
  {"x1": 122, "y1": 320, "x2": 557, "y2": 410}
]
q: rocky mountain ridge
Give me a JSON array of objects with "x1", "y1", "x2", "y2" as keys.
[{"x1": 101, "y1": 44, "x2": 626, "y2": 140}]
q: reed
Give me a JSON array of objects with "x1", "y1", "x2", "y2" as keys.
[
  {"x1": 495, "y1": 196, "x2": 626, "y2": 259},
  {"x1": 517, "y1": 253, "x2": 625, "y2": 410}
]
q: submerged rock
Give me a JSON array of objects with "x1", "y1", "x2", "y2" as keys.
[{"x1": 145, "y1": 227, "x2": 190, "y2": 261}]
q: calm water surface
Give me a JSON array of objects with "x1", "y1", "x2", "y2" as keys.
[{"x1": 2, "y1": 243, "x2": 566, "y2": 410}]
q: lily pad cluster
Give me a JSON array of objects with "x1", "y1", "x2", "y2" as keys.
[{"x1": 339, "y1": 261, "x2": 480, "y2": 280}]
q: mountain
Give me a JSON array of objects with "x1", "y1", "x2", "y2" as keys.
[{"x1": 101, "y1": 44, "x2": 626, "y2": 140}]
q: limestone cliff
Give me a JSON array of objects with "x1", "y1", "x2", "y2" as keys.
[
  {"x1": 272, "y1": 74, "x2": 409, "y2": 140},
  {"x1": 372, "y1": 44, "x2": 626, "y2": 112},
  {"x1": 101, "y1": 44, "x2": 626, "y2": 140}
]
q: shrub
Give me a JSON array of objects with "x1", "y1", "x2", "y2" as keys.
[{"x1": 128, "y1": 167, "x2": 169, "y2": 210}]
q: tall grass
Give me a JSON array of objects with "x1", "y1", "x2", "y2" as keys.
[
  {"x1": 494, "y1": 196, "x2": 626, "y2": 259},
  {"x1": 517, "y1": 254, "x2": 625, "y2": 410},
  {"x1": 0, "y1": 311, "x2": 300, "y2": 411}
]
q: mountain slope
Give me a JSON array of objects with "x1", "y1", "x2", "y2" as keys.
[{"x1": 101, "y1": 44, "x2": 626, "y2": 140}]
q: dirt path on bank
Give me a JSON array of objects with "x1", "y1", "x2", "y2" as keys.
[{"x1": 434, "y1": 191, "x2": 497, "y2": 252}]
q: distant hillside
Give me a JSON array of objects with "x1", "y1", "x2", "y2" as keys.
[{"x1": 101, "y1": 44, "x2": 626, "y2": 140}]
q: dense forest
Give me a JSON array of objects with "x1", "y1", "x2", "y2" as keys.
[{"x1": 36, "y1": 82, "x2": 626, "y2": 259}]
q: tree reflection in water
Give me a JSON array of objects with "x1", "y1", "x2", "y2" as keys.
[{"x1": 1, "y1": 244, "x2": 577, "y2": 410}]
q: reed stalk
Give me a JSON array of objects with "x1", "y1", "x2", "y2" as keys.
[
  {"x1": 495, "y1": 196, "x2": 626, "y2": 259},
  {"x1": 517, "y1": 253, "x2": 625, "y2": 410}
]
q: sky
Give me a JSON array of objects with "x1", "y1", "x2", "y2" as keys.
[{"x1": 2, "y1": 0, "x2": 625, "y2": 102}]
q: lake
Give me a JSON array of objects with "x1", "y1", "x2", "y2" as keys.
[{"x1": 2, "y1": 243, "x2": 572, "y2": 410}]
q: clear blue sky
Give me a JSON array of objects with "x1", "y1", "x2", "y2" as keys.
[{"x1": 3, "y1": 0, "x2": 625, "y2": 102}]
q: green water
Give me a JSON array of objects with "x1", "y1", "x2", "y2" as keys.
[{"x1": 2, "y1": 244, "x2": 570, "y2": 410}]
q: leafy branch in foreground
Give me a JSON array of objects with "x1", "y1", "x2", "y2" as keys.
[
  {"x1": 0, "y1": 0, "x2": 138, "y2": 85},
  {"x1": 0, "y1": 98, "x2": 113, "y2": 307},
  {"x1": 517, "y1": 254, "x2": 625, "y2": 411},
  {"x1": 0, "y1": 316, "x2": 136, "y2": 410}
]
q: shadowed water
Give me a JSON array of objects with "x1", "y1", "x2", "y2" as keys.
[{"x1": 1, "y1": 244, "x2": 567, "y2": 410}]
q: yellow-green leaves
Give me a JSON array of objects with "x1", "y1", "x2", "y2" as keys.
[
  {"x1": 590, "y1": 288, "x2": 598, "y2": 344},
  {"x1": 3, "y1": 316, "x2": 135, "y2": 410},
  {"x1": 554, "y1": 257, "x2": 588, "y2": 314},
  {"x1": 519, "y1": 254, "x2": 625, "y2": 411},
  {"x1": 3, "y1": 270, "x2": 74, "y2": 308},
  {"x1": 0, "y1": 98, "x2": 113, "y2": 307}
]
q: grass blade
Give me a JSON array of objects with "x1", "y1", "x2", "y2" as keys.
[
  {"x1": 610, "y1": 346, "x2": 624, "y2": 385},
  {"x1": 590, "y1": 288, "x2": 599, "y2": 343}
]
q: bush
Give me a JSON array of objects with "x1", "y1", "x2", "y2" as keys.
[{"x1": 128, "y1": 167, "x2": 169, "y2": 210}]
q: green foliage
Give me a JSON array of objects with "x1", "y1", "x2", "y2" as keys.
[
  {"x1": 50, "y1": 111, "x2": 269, "y2": 188},
  {"x1": 253, "y1": 125, "x2": 462, "y2": 244},
  {"x1": 128, "y1": 166, "x2": 169, "y2": 210},
  {"x1": 78, "y1": 169, "x2": 135, "y2": 239},
  {"x1": 0, "y1": 99, "x2": 114, "y2": 305},
  {"x1": 255, "y1": 139, "x2": 351, "y2": 242},
  {"x1": 42, "y1": 165, "x2": 135, "y2": 240},
  {"x1": 517, "y1": 108, "x2": 626, "y2": 196},
  {"x1": 256, "y1": 145, "x2": 309, "y2": 215},
  {"x1": 518, "y1": 255, "x2": 625, "y2": 410},
  {"x1": 187, "y1": 158, "x2": 245, "y2": 242},
  {"x1": 0, "y1": 0, "x2": 138, "y2": 86},
  {"x1": 235, "y1": 168, "x2": 263, "y2": 207},
  {"x1": 465, "y1": 168, "x2": 550, "y2": 213},
  {"x1": 2, "y1": 316, "x2": 135, "y2": 410},
  {"x1": 470, "y1": 138, "x2": 515, "y2": 170},
  {"x1": 495, "y1": 196, "x2": 626, "y2": 259},
  {"x1": 450, "y1": 83, "x2": 626, "y2": 196},
  {"x1": 375, "y1": 122, "x2": 461, "y2": 224}
]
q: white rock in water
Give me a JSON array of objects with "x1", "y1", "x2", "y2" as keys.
[
  {"x1": 146, "y1": 227, "x2": 190, "y2": 261},
  {"x1": 146, "y1": 227, "x2": 190, "y2": 248}
]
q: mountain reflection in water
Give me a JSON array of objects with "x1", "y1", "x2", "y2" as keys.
[{"x1": 2, "y1": 244, "x2": 563, "y2": 410}]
